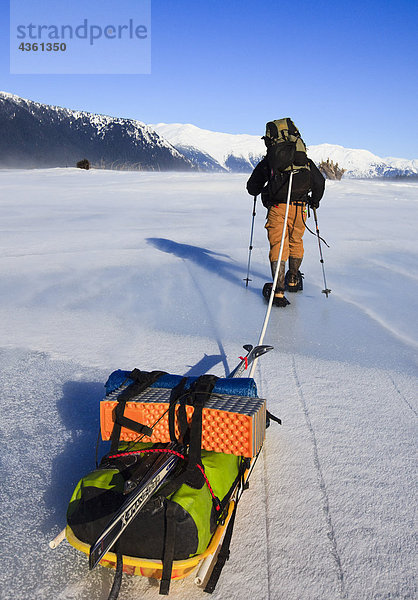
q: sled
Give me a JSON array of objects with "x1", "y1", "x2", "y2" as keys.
[
  {"x1": 55, "y1": 346, "x2": 275, "y2": 597},
  {"x1": 65, "y1": 494, "x2": 236, "y2": 585}
]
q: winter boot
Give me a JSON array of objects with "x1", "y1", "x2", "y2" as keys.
[
  {"x1": 271, "y1": 260, "x2": 286, "y2": 292},
  {"x1": 262, "y1": 261, "x2": 290, "y2": 306},
  {"x1": 285, "y1": 257, "x2": 304, "y2": 292},
  {"x1": 262, "y1": 283, "x2": 290, "y2": 306}
]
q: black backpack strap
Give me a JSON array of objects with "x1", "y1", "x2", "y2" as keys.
[
  {"x1": 266, "y1": 409, "x2": 282, "y2": 427},
  {"x1": 204, "y1": 452, "x2": 257, "y2": 594},
  {"x1": 168, "y1": 377, "x2": 188, "y2": 443},
  {"x1": 185, "y1": 374, "x2": 218, "y2": 489},
  {"x1": 217, "y1": 457, "x2": 250, "y2": 516},
  {"x1": 107, "y1": 542, "x2": 123, "y2": 600},
  {"x1": 159, "y1": 375, "x2": 218, "y2": 594},
  {"x1": 155, "y1": 374, "x2": 219, "y2": 498},
  {"x1": 159, "y1": 500, "x2": 180, "y2": 595},
  {"x1": 110, "y1": 369, "x2": 167, "y2": 454},
  {"x1": 287, "y1": 117, "x2": 298, "y2": 136},
  {"x1": 204, "y1": 495, "x2": 239, "y2": 594}
]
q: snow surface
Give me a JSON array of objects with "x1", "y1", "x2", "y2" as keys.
[
  {"x1": 151, "y1": 122, "x2": 418, "y2": 178},
  {"x1": 0, "y1": 169, "x2": 417, "y2": 600}
]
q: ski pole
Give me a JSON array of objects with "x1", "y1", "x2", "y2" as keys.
[
  {"x1": 313, "y1": 207, "x2": 331, "y2": 297},
  {"x1": 249, "y1": 171, "x2": 294, "y2": 378},
  {"x1": 244, "y1": 195, "x2": 257, "y2": 287}
]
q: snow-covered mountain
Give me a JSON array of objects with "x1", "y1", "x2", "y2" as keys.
[
  {"x1": 308, "y1": 143, "x2": 418, "y2": 179},
  {"x1": 0, "y1": 92, "x2": 194, "y2": 171},
  {"x1": 1, "y1": 92, "x2": 416, "y2": 177},
  {"x1": 151, "y1": 123, "x2": 265, "y2": 172},
  {"x1": 152, "y1": 122, "x2": 418, "y2": 178}
]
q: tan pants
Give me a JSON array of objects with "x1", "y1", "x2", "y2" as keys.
[{"x1": 265, "y1": 204, "x2": 306, "y2": 263}]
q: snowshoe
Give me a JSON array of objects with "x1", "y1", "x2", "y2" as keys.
[
  {"x1": 285, "y1": 270, "x2": 304, "y2": 292},
  {"x1": 262, "y1": 283, "x2": 290, "y2": 307}
]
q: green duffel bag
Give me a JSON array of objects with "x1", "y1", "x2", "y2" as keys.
[{"x1": 67, "y1": 443, "x2": 244, "y2": 560}]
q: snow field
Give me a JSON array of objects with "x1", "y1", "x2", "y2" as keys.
[{"x1": 0, "y1": 169, "x2": 416, "y2": 600}]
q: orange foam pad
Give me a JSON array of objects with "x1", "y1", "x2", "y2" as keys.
[{"x1": 100, "y1": 399, "x2": 265, "y2": 458}]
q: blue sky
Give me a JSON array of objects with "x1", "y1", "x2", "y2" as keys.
[{"x1": 1, "y1": 0, "x2": 417, "y2": 158}]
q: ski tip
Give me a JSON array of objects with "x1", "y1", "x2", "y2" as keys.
[
  {"x1": 242, "y1": 344, "x2": 274, "y2": 353},
  {"x1": 89, "y1": 546, "x2": 102, "y2": 571},
  {"x1": 256, "y1": 345, "x2": 274, "y2": 355}
]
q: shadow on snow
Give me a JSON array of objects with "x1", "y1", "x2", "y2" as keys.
[
  {"x1": 44, "y1": 380, "x2": 105, "y2": 529},
  {"x1": 146, "y1": 237, "x2": 266, "y2": 294}
]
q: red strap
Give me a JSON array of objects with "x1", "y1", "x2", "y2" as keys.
[{"x1": 239, "y1": 356, "x2": 248, "y2": 370}]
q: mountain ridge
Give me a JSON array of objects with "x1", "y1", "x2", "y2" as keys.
[
  {"x1": 0, "y1": 92, "x2": 194, "y2": 171},
  {"x1": 1, "y1": 92, "x2": 416, "y2": 177},
  {"x1": 152, "y1": 122, "x2": 418, "y2": 178}
]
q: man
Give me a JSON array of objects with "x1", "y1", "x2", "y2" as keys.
[{"x1": 246, "y1": 118, "x2": 325, "y2": 306}]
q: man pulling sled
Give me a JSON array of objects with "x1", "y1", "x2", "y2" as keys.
[{"x1": 247, "y1": 118, "x2": 325, "y2": 306}]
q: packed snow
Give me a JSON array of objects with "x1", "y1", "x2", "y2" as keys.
[{"x1": 0, "y1": 169, "x2": 416, "y2": 600}]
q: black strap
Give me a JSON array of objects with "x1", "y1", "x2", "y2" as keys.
[
  {"x1": 204, "y1": 500, "x2": 239, "y2": 594},
  {"x1": 168, "y1": 377, "x2": 188, "y2": 443},
  {"x1": 218, "y1": 458, "x2": 250, "y2": 516},
  {"x1": 177, "y1": 392, "x2": 189, "y2": 443},
  {"x1": 204, "y1": 455, "x2": 255, "y2": 594},
  {"x1": 110, "y1": 369, "x2": 166, "y2": 454},
  {"x1": 99, "y1": 453, "x2": 140, "y2": 476},
  {"x1": 157, "y1": 466, "x2": 189, "y2": 500},
  {"x1": 185, "y1": 374, "x2": 218, "y2": 489},
  {"x1": 159, "y1": 501, "x2": 179, "y2": 595},
  {"x1": 266, "y1": 409, "x2": 282, "y2": 426},
  {"x1": 156, "y1": 374, "x2": 219, "y2": 498},
  {"x1": 287, "y1": 117, "x2": 298, "y2": 137},
  {"x1": 107, "y1": 543, "x2": 123, "y2": 600},
  {"x1": 113, "y1": 412, "x2": 154, "y2": 438}
]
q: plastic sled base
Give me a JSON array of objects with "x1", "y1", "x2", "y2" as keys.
[{"x1": 65, "y1": 500, "x2": 235, "y2": 582}]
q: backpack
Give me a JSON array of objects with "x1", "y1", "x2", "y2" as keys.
[{"x1": 262, "y1": 118, "x2": 311, "y2": 207}]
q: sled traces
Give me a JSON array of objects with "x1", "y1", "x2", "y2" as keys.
[
  {"x1": 386, "y1": 373, "x2": 418, "y2": 417},
  {"x1": 291, "y1": 356, "x2": 347, "y2": 600}
]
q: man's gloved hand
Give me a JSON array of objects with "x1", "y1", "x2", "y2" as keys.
[{"x1": 308, "y1": 197, "x2": 320, "y2": 210}]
